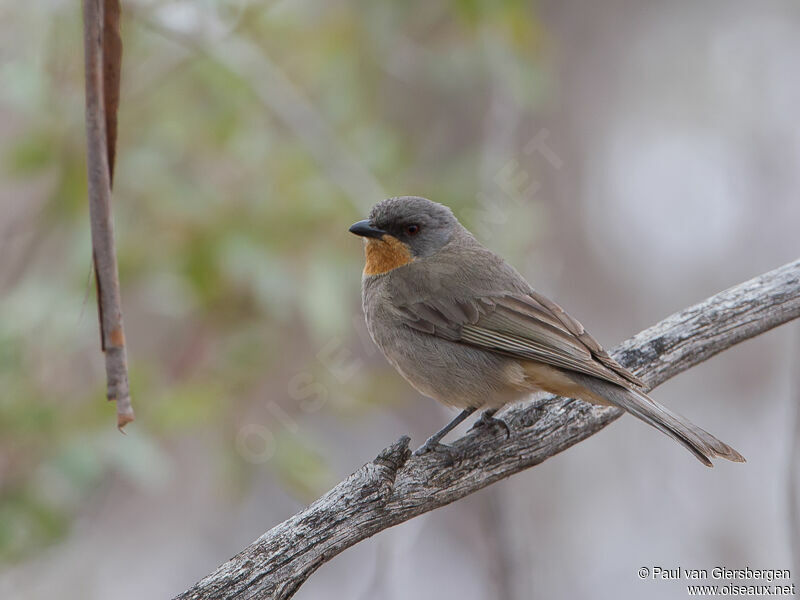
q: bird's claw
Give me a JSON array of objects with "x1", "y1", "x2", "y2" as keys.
[
  {"x1": 471, "y1": 409, "x2": 511, "y2": 439},
  {"x1": 413, "y1": 440, "x2": 462, "y2": 465}
]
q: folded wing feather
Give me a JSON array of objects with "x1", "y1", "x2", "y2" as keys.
[{"x1": 395, "y1": 292, "x2": 645, "y2": 391}]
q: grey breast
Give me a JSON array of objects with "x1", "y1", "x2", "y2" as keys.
[{"x1": 360, "y1": 232, "x2": 532, "y2": 408}]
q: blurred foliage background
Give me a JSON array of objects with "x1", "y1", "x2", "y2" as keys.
[
  {"x1": 1, "y1": 1, "x2": 799, "y2": 599},
  {"x1": 1, "y1": 0, "x2": 547, "y2": 567}
]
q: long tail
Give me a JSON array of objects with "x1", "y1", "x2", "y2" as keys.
[{"x1": 570, "y1": 373, "x2": 745, "y2": 467}]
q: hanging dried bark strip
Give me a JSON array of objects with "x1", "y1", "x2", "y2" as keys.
[{"x1": 82, "y1": 0, "x2": 133, "y2": 429}]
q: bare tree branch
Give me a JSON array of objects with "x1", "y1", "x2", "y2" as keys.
[
  {"x1": 176, "y1": 258, "x2": 800, "y2": 600},
  {"x1": 83, "y1": 0, "x2": 133, "y2": 428}
]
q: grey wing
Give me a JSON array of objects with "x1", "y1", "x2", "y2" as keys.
[{"x1": 396, "y1": 291, "x2": 645, "y2": 390}]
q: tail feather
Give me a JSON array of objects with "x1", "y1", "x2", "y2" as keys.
[{"x1": 571, "y1": 374, "x2": 745, "y2": 467}]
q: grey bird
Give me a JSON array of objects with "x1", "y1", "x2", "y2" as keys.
[{"x1": 349, "y1": 196, "x2": 744, "y2": 466}]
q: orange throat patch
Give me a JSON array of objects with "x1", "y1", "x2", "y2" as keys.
[{"x1": 363, "y1": 235, "x2": 413, "y2": 276}]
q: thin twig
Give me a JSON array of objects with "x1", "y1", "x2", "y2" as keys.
[
  {"x1": 175, "y1": 258, "x2": 800, "y2": 600},
  {"x1": 83, "y1": 0, "x2": 133, "y2": 428}
]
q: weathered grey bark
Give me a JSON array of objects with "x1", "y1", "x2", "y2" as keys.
[
  {"x1": 176, "y1": 258, "x2": 800, "y2": 600},
  {"x1": 83, "y1": 0, "x2": 133, "y2": 428}
]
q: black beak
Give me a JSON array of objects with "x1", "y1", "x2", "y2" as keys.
[{"x1": 349, "y1": 219, "x2": 386, "y2": 240}]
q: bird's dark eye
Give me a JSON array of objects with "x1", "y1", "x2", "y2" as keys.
[{"x1": 405, "y1": 224, "x2": 420, "y2": 236}]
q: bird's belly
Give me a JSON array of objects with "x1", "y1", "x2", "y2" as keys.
[{"x1": 367, "y1": 316, "x2": 529, "y2": 409}]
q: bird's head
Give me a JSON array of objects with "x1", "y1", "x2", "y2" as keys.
[{"x1": 349, "y1": 196, "x2": 457, "y2": 276}]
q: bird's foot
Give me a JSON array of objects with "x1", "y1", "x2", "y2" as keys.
[
  {"x1": 412, "y1": 407, "x2": 475, "y2": 458},
  {"x1": 413, "y1": 437, "x2": 450, "y2": 455},
  {"x1": 471, "y1": 409, "x2": 511, "y2": 439},
  {"x1": 413, "y1": 439, "x2": 463, "y2": 464}
]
